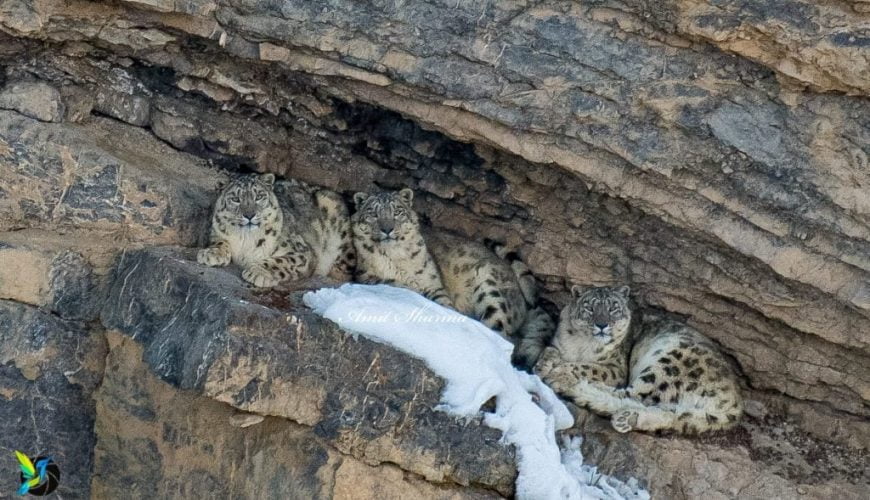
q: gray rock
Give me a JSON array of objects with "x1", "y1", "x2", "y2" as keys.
[
  {"x1": 101, "y1": 246, "x2": 517, "y2": 494},
  {"x1": 0, "y1": 80, "x2": 64, "y2": 122},
  {"x1": 0, "y1": 110, "x2": 217, "y2": 246},
  {"x1": 93, "y1": 329, "x2": 501, "y2": 498},
  {"x1": 0, "y1": 229, "x2": 104, "y2": 321},
  {"x1": 0, "y1": 300, "x2": 105, "y2": 499}
]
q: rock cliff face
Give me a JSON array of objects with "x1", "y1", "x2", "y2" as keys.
[{"x1": 0, "y1": 0, "x2": 867, "y2": 498}]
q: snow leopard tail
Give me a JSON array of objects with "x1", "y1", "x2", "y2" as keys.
[
  {"x1": 570, "y1": 383, "x2": 742, "y2": 434},
  {"x1": 512, "y1": 305, "x2": 555, "y2": 372},
  {"x1": 484, "y1": 238, "x2": 537, "y2": 306}
]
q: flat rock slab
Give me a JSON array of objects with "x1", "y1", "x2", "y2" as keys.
[
  {"x1": 0, "y1": 80, "x2": 63, "y2": 122},
  {"x1": 100, "y1": 246, "x2": 516, "y2": 494},
  {"x1": 0, "y1": 230, "x2": 98, "y2": 320}
]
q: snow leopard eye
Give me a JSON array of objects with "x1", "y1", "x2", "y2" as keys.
[
  {"x1": 255, "y1": 192, "x2": 267, "y2": 202},
  {"x1": 227, "y1": 195, "x2": 240, "y2": 204}
]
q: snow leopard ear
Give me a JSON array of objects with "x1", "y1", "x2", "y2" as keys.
[
  {"x1": 398, "y1": 188, "x2": 414, "y2": 205},
  {"x1": 353, "y1": 192, "x2": 369, "y2": 208},
  {"x1": 615, "y1": 285, "x2": 631, "y2": 298},
  {"x1": 259, "y1": 173, "x2": 276, "y2": 187},
  {"x1": 570, "y1": 284, "x2": 585, "y2": 297}
]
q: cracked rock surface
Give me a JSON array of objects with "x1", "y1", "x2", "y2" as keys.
[{"x1": 0, "y1": 0, "x2": 868, "y2": 498}]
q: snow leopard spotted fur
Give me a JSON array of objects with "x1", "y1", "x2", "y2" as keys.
[
  {"x1": 484, "y1": 239, "x2": 555, "y2": 370},
  {"x1": 571, "y1": 319, "x2": 744, "y2": 434},
  {"x1": 536, "y1": 286, "x2": 632, "y2": 388},
  {"x1": 351, "y1": 188, "x2": 537, "y2": 341},
  {"x1": 537, "y1": 286, "x2": 743, "y2": 434},
  {"x1": 197, "y1": 173, "x2": 354, "y2": 287},
  {"x1": 427, "y1": 232, "x2": 530, "y2": 338},
  {"x1": 351, "y1": 188, "x2": 453, "y2": 307}
]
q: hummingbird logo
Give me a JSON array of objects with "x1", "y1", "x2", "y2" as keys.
[{"x1": 14, "y1": 451, "x2": 60, "y2": 496}]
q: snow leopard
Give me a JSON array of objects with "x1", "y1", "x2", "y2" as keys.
[
  {"x1": 484, "y1": 239, "x2": 555, "y2": 370},
  {"x1": 351, "y1": 188, "x2": 453, "y2": 307},
  {"x1": 512, "y1": 305, "x2": 556, "y2": 371},
  {"x1": 537, "y1": 286, "x2": 744, "y2": 434},
  {"x1": 351, "y1": 188, "x2": 539, "y2": 342},
  {"x1": 427, "y1": 232, "x2": 531, "y2": 338},
  {"x1": 570, "y1": 319, "x2": 744, "y2": 434},
  {"x1": 197, "y1": 173, "x2": 355, "y2": 287},
  {"x1": 535, "y1": 285, "x2": 632, "y2": 388}
]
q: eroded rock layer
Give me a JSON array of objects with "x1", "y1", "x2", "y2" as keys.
[{"x1": 0, "y1": 0, "x2": 868, "y2": 498}]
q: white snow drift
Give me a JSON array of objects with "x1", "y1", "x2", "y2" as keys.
[{"x1": 304, "y1": 283, "x2": 648, "y2": 500}]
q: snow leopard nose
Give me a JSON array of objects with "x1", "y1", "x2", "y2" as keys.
[
  {"x1": 242, "y1": 208, "x2": 257, "y2": 220},
  {"x1": 594, "y1": 323, "x2": 608, "y2": 332},
  {"x1": 379, "y1": 221, "x2": 395, "y2": 236}
]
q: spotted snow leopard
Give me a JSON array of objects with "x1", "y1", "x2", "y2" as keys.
[
  {"x1": 197, "y1": 173, "x2": 354, "y2": 287},
  {"x1": 351, "y1": 188, "x2": 453, "y2": 307},
  {"x1": 536, "y1": 285, "x2": 632, "y2": 388},
  {"x1": 537, "y1": 286, "x2": 743, "y2": 434},
  {"x1": 351, "y1": 188, "x2": 542, "y2": 344},
  {"x1": 484, "y1": 239, "x2": 555, "y2": 370},
  {"x1": 572, "y1": 319, "x2": 744, "y2": 434}
]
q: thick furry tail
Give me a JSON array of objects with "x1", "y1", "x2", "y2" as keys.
[
  {"x1": 484, "y1": 238, "x2": 537, "y2": 306},
  {"x1": 512, "y1": 306, "x2": 555, "y2": 371},
  {"x1": 611, "y1": 405, "x2": 740, "y2": 434},
  {"x1": 570, "y1": 383, "x2": 742, "y2": 434},
  {"x1": 568, "y1": 381, "x2": 641, "y2": 415}
]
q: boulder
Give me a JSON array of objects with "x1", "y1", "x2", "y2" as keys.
[
  {"x1": 93, "y1": 330, "x2": 501, "y2": 499},
  {"x1": 0, "y1": 80, "x2": 63, "y2": 123}
]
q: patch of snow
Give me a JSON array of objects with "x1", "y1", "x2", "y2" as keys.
[
  {"x1": 304, "y1": 284, "x2": 649, "y2": 500},
  {"x1": 561, "y1": 437, "x2": 648, "y2": 499}
]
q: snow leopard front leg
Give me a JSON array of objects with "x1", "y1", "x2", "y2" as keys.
[
  {"x1": 242, "y1": 234, "x2": 315, "y2": 287},
  {"x1": 197, "y1": 237, "x2": 232, "y2": 267},
  {"x1": 536, "y1": 347, "x2": 624, "y2": 398}
]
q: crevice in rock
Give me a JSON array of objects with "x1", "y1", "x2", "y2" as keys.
[{"x1": 2, "y1": 2, "x2": 869, "y2": 497}]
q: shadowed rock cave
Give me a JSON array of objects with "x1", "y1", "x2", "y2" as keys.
[{"x1": 0, "y1": 1, "x2": 868, "y2": 498}]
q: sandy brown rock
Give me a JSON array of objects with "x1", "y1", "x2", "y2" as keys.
[
  {"x1": 0, "y1": 300, "x2": 106, "y2": 499},
  {"x1": 0, "y1": 110, "x2": 219, "y2": 245},
  {"x1": 94, "y1": 331, "x2": 499, "y2": 499},
  {"x1": 0, "y1": 229, "x2": 107, "y2": 319},
  {"x1": 664, "y1": 0, "x2": 870, "y2": 94},
  {"x1": 0, "y1": 0, "x2": 868, "y2": 498},
  {"x1": 572, "y1": 406, "x2": 869, "y2": 499}
]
